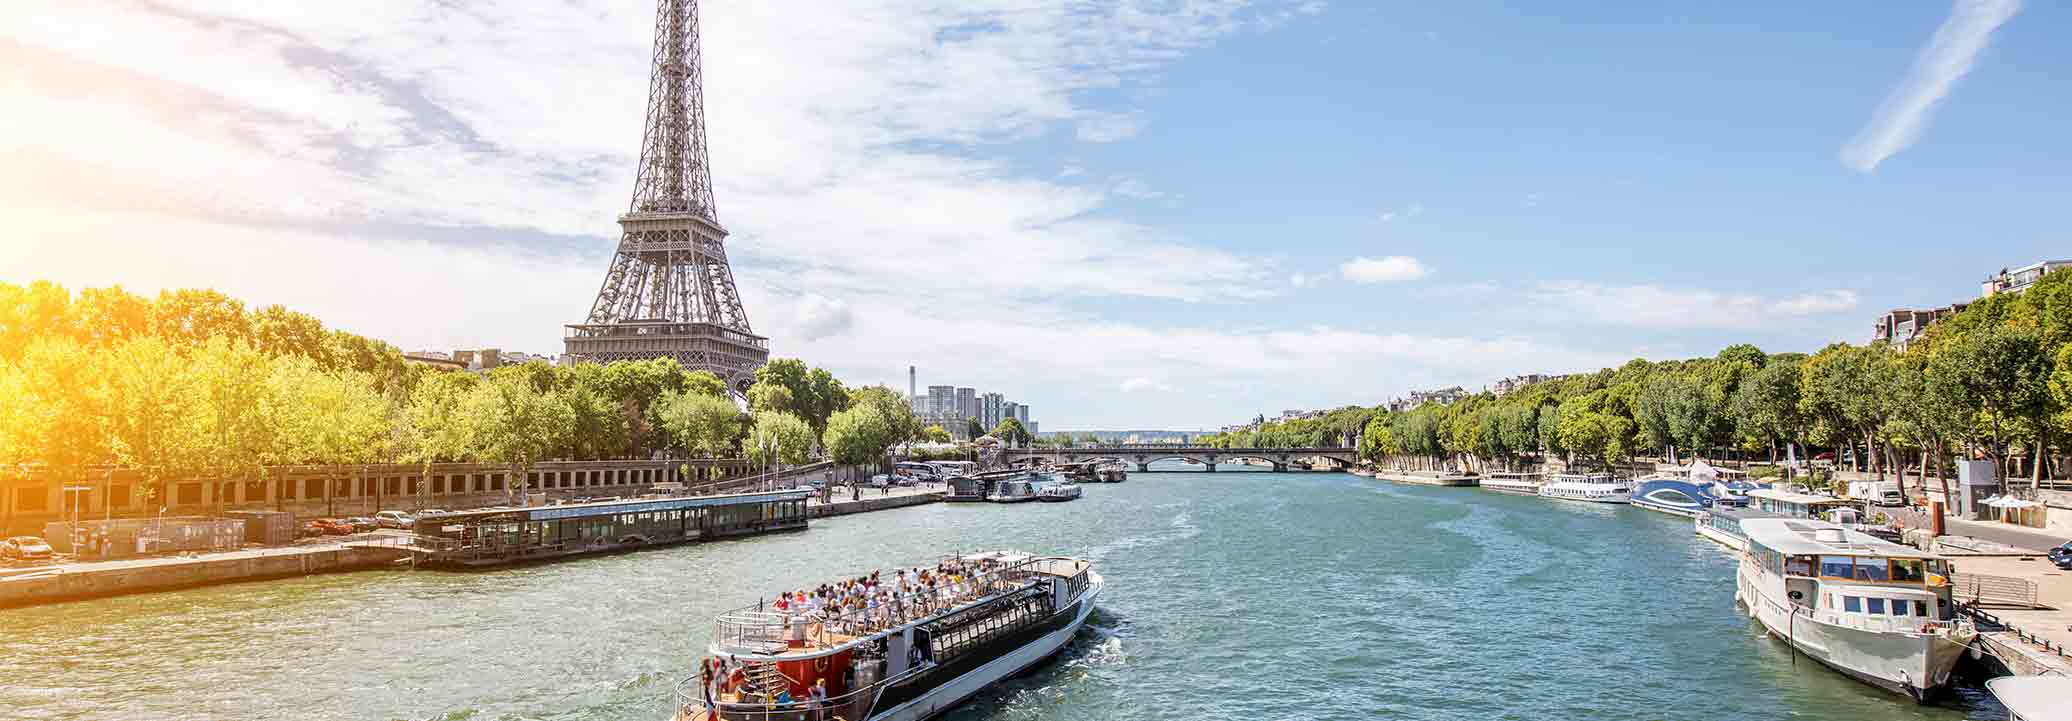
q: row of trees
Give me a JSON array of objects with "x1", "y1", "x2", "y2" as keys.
[
  {"x1": 0, "y1": 282, "x2": 935, "y2": 505},
  {"x1": 1193, "y1": 271, "x2": 2072, "y2": 498}
]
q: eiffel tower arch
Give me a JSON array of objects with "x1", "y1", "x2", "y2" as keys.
[{"x1": 564, "y1": 0, "x2": 769, "y2": 394}]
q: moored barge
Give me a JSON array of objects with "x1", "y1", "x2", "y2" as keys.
[
  {"x1": 672, "y1": 551, "x2": 1102, "y2": 721},
  {"x1": 413, "y1": 489, "x2": 809, "y2": 568}
]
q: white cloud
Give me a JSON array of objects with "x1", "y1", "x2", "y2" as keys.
[
  {"x1": 1110, "y1": 178, "x2": 1166, "y2": 200},
  {"x1": 792, "y1": 295, "x2": 856, "y2": 342},
  {"x1": 1340, "y1": 256, "x2": 1430, "y2": 283},
  {"x1": 1289, "y1": 273, "x2": 1313, "y2": 288},
  {"x1": 1119, "y1": 377, "x2": 1175, "y2": 394},
  {"x1": 1376, "y1": 203, "x2": 1422, "y2": 223},
  {"x1": 1840, "y1": 0, "x2": 2022, "y2": 173},
  {"x1": 1531, "y1": 282, "x2": 1861, "y2": 330},
  {"x1": 1075, "y1": 111, "x2": 1148, "y2": 143}
]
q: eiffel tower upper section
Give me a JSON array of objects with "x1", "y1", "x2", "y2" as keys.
[{"x1": 565, "y1": 0, "x2": 768, "y2": 392}]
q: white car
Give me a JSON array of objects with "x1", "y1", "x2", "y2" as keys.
[{"x1": 374, "y1": 511, "x2": 416, "y2": 529}]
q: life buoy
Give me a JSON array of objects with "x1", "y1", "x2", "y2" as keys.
[{"x1": 814, "y1": 656, "x2": 829, "y2": 672}]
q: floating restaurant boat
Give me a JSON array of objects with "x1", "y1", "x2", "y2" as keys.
[
  {"x1": 1695, "y1": 488, "x2": 1856, "y2": 552},
  {"x1": 671, "y1": 551, "x2": 1102, "y2": 721},
  {"x1": 1094, "y1": 463, "x2": 1127, "y2": 483},
  {"x1": 1036, "y1": 483, "x2": 1082, "y2": 502},
  {"x1": 1477, "y1": 472, "x2": 1543, "y2": 495},
  {"x1": 1735, "y1": 518, "x2": 1974, "y2": 702},
  {"x1": 1535, "y1": 473, "x2": 1632, "y2": 504},
  {"x1": 413, "y1": 489, "x2": 810, "y2": 568},
  {"x1": 986, "y1": 477, "x2": 1039, "y2": 504},
  {"x1": 1628, "y1": 476, "x2": 1722, "y2": 517}
]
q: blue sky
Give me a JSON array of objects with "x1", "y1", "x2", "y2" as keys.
[{"x1": 1, "y1": 0, "x2": 2061, "y2": 429}]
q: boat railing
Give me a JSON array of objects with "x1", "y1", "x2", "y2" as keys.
[
  {"x1": 673, "y1": 666, "x2": 899, "y2": 721},
  {"x1": 709, "y1": 555, "x2": 1074, "y2": 653}
]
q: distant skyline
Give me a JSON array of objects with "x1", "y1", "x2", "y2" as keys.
[{"x1": 3, "y1": 1, "x2": 2063, "y2": 429}]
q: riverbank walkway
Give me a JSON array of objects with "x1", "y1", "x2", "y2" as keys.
[{"x1": 1882, "y1": 509, "x2": 2072, "y2": 674}]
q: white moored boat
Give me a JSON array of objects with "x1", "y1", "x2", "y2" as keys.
[
  {"x1": 1535, "y1": 473, "x2": 1632, "y2": 504},
  {"x1": 1734, "y1": 518, "x2": 1974, "y2": 702},
  {"x1": 1036, "y1": 483, "x2": 1082, "y2": 502},
  {"x1": 673, "y1": 551, "x2": 1102, "y2": 721},
  {"x1": 1478, "y1": 472, "x2": 1542, "y2": 495}
]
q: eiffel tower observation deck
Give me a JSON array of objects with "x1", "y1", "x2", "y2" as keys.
[{"x1": 565, "y1": 0, "x2": 768, "y2": 394}]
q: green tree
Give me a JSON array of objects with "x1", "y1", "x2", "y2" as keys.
[
  {"x1": 992, "y1": 417, "x2": 1032, "y2": 447},
  {"x1": 463, "y1": 376, "x2": 576, "y2": 503},
  {"x1": 656, "y1": 390, "x2": 745, "y2": 458},
  {"x1": 920, "y1": 425, "x2": 952, "y2": 444},
  {"x1": 747, "y1": 411, "x2": 815, "y2": 470},
  {"x1": 1930, "y1": 325, "x2": 2054, "y2": 481},
  {"x1": 402, "y1": 371, "x2": 480, "y2": 508},
  {"x1": 745, "y1": 379, "x2": 795, "y2": 415},
  {"x1": 12, "y1": 338, "x2": 112, "y2": 506},
  {"x1": 103, "y1": 337, "x2": 206, "y2": 509},
  {"x1": 824, "y1": 405, "x2": 893, "y2": 468},
  {"x1": 1732, "y1": 355, "x2": 1810, "y2": 468}
]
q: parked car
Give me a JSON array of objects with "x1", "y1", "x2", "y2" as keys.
[
  {"x1": 2047, "y1": 540, "x2": 2072, "y2": 565},
  {"x1": 310, "y1": 519, "x2": 355, "y2": 536},
  {"x1": 867, "y1": 474, "x2": 894, "y2": 489},
  {"x1": 343, "y1": 517, "x2": 378, "y2": 533},
  {"x1": 374, "y1": 511, "x2": 415, "y2": 529},
  {"x1": 2, "y1": 536, "x2": 53, "y2": 561}
]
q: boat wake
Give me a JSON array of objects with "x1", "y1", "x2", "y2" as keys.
[
  {"x1": 1087, "y1": 507, "x2": 1198, "y2": 562},
  {"x1": 938, "y1": 610, "x2": 1127, "y2": 720}
]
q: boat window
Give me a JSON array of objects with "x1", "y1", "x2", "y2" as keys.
[
  {"x1": 1914, "y1": 600, "x2": 1928, "y2": 617},
  {"x1": 1889, "y1": 601, "x2": 1908, "y2": 617},
  {"x1": 1843, "y1": 596, "x2": 1861, "y2": 613},
  {"x1": 1819, "y1": 556, "x2": 1854, "y2": 579},
  {"x1": 1890, "y1": 559, "x2": 1925, "y2": 583},
  {"x1": 1784, "y1": 556, "x2": 1814, "y2": 577},
  {"x1": 1853, "y1": 559, "x2": 1888, "y2": 582},
  {"x1": 1866, "y1": 598, "x2": 1886, "y2": 614}
]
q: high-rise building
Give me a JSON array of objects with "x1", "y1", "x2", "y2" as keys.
[
  {"x1": 1001, "y1": 401, "x2": 1020, "y2": 428},
  {"x1": 909, "y1": 366, "x2": 918, "y2": 410},
  {"x1": 956, "y1": 387, "x2": 976, "y2": 423},
  {"x1": 927, "y1": 386, "x2": 955, "y2": 418},
  {"x1": 981, "y1": 392, "x2": 1004, "y2": 430}
]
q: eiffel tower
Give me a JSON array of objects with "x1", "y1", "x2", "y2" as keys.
[{"x1": 564, "y1": 0, "x2": 768, "y2": 394}]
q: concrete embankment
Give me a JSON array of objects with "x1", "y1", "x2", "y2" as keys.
[
  {"x1": 0, "y1": 543, "x2": 413, "y2": 608},
  {"x1": 2, "y1": 491, "x2": 944, "y2": 609},
  {"x1": 810, "y1": 491, "x2": 943, "y2": 518}
]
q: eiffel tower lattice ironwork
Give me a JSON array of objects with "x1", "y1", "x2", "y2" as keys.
[{"x1": 564, "y1": 0, "x2": 768, "y2": 393}]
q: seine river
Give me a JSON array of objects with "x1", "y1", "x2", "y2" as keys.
[{"x1": 1, "y1": 465, "x2": 2009, "y2": 720}]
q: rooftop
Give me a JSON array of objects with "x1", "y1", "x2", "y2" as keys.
[{"x1": 1741, "y1": 518, "x2": 1939, "y2": 559}]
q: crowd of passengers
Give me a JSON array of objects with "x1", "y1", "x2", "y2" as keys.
[{"x1": 769, "y1": 556, "x2": 1009, "y2": 639}]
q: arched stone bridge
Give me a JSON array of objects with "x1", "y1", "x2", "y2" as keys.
[{"x1": 1000, "y1": 446, "x2": 1358, "y2": 472}]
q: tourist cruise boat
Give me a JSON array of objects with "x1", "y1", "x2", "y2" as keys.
[
  {"x1": 1094, "y1": 462, "x2": 1127, "y2": 483},
  {"x1": 1735, "y1": 518, "x2": 1974, "y2": 702},
  {"x1": 1036, "y1": 483, "x2": 1082, "y2": 502},
  {"x1": 1535, "y1": 473, "x2": 1632, "y2": 504},
  {"x1": 1477, "y1": 472, "x2": 1543, "y2": 495},
  {"x1": 671, "y1": 551, "x2": 1102, "y2": 721}
]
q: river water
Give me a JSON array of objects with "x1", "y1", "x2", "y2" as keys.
[{"x1": 1, "y1": 466, "x2": 2009, "y2": 720}]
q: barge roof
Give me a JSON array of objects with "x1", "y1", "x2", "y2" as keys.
[
  {"x1": 420, "y1": 488, "x2": 809, "y2": 523},
  {"x1": 1741, "y1": 518, "x2": 1940, "y2": 559}
]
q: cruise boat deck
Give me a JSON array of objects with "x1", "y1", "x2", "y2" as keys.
[{"x1": 676, "y1": 551, "x2": 1102, "y2": 721}]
